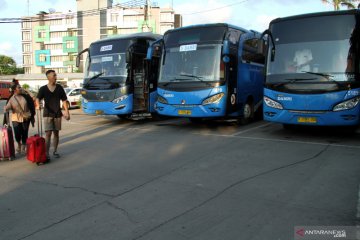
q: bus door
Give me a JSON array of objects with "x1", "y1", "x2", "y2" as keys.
[
  {"x1": 145, "y1": 41, "x2": 162, "y2": 113},
  {"x1": 224, "y1": 31, "x2": 241, "y2": 115},
  {"x1": 132, "y1": 52, "x2": 146, "y2": 112}
]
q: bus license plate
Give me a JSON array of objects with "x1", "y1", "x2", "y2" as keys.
[
  {"x1": 178, "y1": 110, "x2": 192, "y2": 115},
  {"x1": 297, "y1": 116, "x2": 317, "y2": 123},
  {"x1": 95, "y1": 110, "x2": 104, "y2": 115}
]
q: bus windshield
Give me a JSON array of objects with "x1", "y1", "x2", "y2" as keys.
[
  {"x1": 85, "y1": 53, "x2": 127, "y2": 78},
  {"x1": 158, "y1": 44, "x2": 222, "y2": 83},
  {"x1": 267, "y1": 14, "x2": 358, "y2": 84}
]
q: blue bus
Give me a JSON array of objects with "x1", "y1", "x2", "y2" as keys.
[
  {"x1": 76, "y1": 32, "x2": 162, "y2": 119},
  {"x1": 261, "y1": 10, "x2": 360, "y2": 127},
  {"x1": 151, "y1": 23, "x2": 265, "y2": 123}
]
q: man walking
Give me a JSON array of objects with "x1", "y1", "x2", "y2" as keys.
[{"x1": 36, "y1": 70, "x2": 70, "y2": 162}]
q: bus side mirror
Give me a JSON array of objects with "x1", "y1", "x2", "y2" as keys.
[
  {"x1": 126, "y1": 50, "x2": 131, "y2": 63},
  {"x1": 222, "y1": 40, "x2": 230, "y2": 56},
  {"x1": 256, "y1": 39, "x2": 265, "y2": 55},
  {"x1": 146, "y1": 46, "x2": 153, "y2": 60},
  {"x1": 76, "y1": 55, "x2": 80, "y2": 67},
  {"x1": 76, "y1": 48, "x2": 89, "y2": 67}
]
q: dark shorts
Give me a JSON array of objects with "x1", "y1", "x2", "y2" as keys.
[{"x1": 43, "y1": 117, "x2": 62, "y2": 131}]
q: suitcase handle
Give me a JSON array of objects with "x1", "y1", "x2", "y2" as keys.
[{"x1": 36, "y1": 109, "x2": 43, "y2": 137}]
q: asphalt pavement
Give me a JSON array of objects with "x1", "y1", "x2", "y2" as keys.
[{"x1": 0, "y1": 100, "x2": 359, "y2": 240}]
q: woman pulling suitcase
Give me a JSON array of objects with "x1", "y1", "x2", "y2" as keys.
[{"x1": 4, "y1": 83, "x2": 35, "y2": 154}]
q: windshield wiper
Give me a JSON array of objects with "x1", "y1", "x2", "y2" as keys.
[
  {"x1": 84, "y1": 72, "x2": 104, "y2": 88},
  {"x1": 302, "y1": 71, "x2": 334, "y2": 79},
  {"x1": 162, "y1": 78, "x2": 192, "y2": 86},
  {"x1": 179, "y1": 74, "x2": 212, "y2": 86},
  {"x1": 302, "y1": 71, "x2": 343, "y2": 87},
  {"x1": 273, "y1": 77, "x2": 316, "y2": 87}
]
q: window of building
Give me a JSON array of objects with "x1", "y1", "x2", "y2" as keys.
[
  {"x1": 65, "y1": 16, "x2": 74, "y2": 25},
  {"x1": 22, "y1": 31, "x2": 31, "y2": 41},
  {"x1": 51, "y1": 56, "x2": 63, "y2": 62},
  {"x1": 111, "y1": 13, "x2": 119, "y2": 22},
  {"x1": 39, "y1": 54, "x2": 47, "y2": 62},
  {"x1": 66, "y1": 40, "x2": 75, "y2": 49},
  {"x1": 50, "y1": 32, "x2": 67, "y2": 38},
  {"x1": 161, "y1": 12, "x2": 173, "y2": 22},
  {"x1": 22, "y1": 43, "x2": 31, "y2": 53},
  {"x1": 49, "y1": 19, "x2": 62, "y2": 25},
  {"x1": 45, "y1": 44, "x2": 62, "y2": 50},
  {"x1": 38, "y1": 30, "x2": 47, "y2": 39},
  {"x1": 22, "y1": 20, "x2": 31, "y2": 29},
  {"x1": 24, "y1": 67, "x2": 31, "y2": 74},
  {"x1": 23, "y1": 55, "x2": 32, "y2": 65}
]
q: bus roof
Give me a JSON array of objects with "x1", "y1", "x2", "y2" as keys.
[
  {"x1": 164, "y1": 23, "x2": 252, "y2": 36},
  {"x1": 270, "y1": 9, "x2": 358, "y2": 25},
  {"x1": 91, "y1": 32, "x2": 162, "y2": 45}
]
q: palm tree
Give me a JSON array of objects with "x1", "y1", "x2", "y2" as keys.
[{"x1": 321, "y1": 0, "x2": 359, "y2": 10}]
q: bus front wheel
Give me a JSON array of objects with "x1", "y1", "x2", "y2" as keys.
[{"x1": 189, "y1": 118, "x2": 203, "y2": 124}]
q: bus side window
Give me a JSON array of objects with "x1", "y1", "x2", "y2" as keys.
[{"x1": 242, "y1": 38, "x2": 265, "y2": 64}]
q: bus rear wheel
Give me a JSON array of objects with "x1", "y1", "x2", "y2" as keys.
[{"x1": 239, "y1": 101, "x2": 254, "y2": 125}]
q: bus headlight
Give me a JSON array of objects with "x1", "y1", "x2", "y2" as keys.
[
  {"x1": 157, "y1": 95, "x2": 168, "y2": 104},
  {"x1": 112, "y1": 95, "x2": 128, "y2": 104},
  {"x1": 202, "y1": 93, "x2": 224, "y2": 105},
  {"x1": 333, "y1": 96, "x2": 360, "y2": 111},
  {"x1": 264, "y1": 96, "x2": 283, "y2": 109}
]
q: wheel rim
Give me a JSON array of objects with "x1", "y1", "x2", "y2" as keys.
[{"x1": 243, "y1": 103, "x2": 252, "y2": 119}]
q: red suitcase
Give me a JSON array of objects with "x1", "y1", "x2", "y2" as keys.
[
  {"x1": 0, "y1": 116, "x2": 16, "y2": 161},
  {"x1": 27, "y1": 109, "x2": 47, "y2": 165}
]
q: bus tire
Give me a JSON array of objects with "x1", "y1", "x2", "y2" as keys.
[
  {"x1": 282, "y1": 124, "x2": 295, "y2": 130},
  {"x1": 117, "y1": 115, "x2": 129, "y2": 120},
  {"x1": 239, "y1": 101, "x2": 254, "y2": 125},
  {"x1": 189, "y1": 118, "x2": 203, "y2": 124}
]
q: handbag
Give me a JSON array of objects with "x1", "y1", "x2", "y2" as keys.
[{"x1": 13, "y1": 95, "x2": 32, "y2": 120}]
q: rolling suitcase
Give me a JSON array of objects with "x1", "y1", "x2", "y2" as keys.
[
  {"x1": 26, "y1": 109, "x2": 47, "y2": 165},
  {"x1": 0, "y1": 113, "x2": 16, "y2": 161}
]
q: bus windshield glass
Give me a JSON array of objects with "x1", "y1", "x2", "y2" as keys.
[
  {"x1": 266, "y1": 14, "x2": 358, "y2": 83},
  {"x1": 159, "y1": 44, "x2": 222, "y2": 83},
  {"x1": 85, "y1": 53, "x2": 127, "y2": 78}
]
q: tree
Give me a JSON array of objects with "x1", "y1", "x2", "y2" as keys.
[
  {"x1": 0, "y1": 55, "x2": 24, "y2": 75},
  {"x1": 321, "y1": 0, "x2": 359, "y2": 10}
]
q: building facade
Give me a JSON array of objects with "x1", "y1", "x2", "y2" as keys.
[{"x1": 21, "y1": 0, "x2": 182, "y2": 74}]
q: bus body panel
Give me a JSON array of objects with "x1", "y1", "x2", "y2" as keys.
[
  {"x1": 78, "y1": 33, "x2": 162, "y2": 117},
  {"x1": 237, "y1": 63, "x2": 264, "y2": 112},
  {"x1": 148, "y1": 90, "x2": 158, "y2": 113},
  {"x1": 264, "y1": 88, "x2": 360, "y2": 126},
  {"x1": 156, "y1": 24, "x2": 265, "y2": 120},
  {"x1": 156, "y1": 86, "x2": 227, "y2": 117},
  {"x1": 263, "y1": 10, "x2": 360, "y2": 127},
  {"x1": 82, "y1": 94, "x2": 133, "y2": 115}
]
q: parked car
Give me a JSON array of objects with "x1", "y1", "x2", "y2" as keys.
[{"x1": 63, "y1": 88, "x2": 82, "y2": 109}]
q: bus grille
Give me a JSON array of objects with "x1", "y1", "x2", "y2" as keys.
[{"x1": 84, "y1": 90, "x2": 116, "y2": 102}]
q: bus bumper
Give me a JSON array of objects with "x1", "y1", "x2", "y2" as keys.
[
  {"x1": 264, "y1": 106, "x2": 360, "y2": 126},
  {"x1": 155, "y1": 102, "x2": 226, "y2": 118},
  {"x1": 82, "y1": 97, "x2": 133, "y2": 116}
]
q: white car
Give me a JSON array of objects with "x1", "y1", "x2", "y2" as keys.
[{"x1": 63, "y1": 88, "x2": 82, "y2": 109}]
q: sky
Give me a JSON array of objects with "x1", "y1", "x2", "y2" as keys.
[{"x1": 0, "y1": 0, "x2": 337, "y2": 66}]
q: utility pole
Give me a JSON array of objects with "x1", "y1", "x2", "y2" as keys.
[{"x1": 143, "y1": 0, "x2": 151, "y2": 32}]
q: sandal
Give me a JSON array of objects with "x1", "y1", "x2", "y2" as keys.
[{"x1": 53, "y1": 152, "x2": 60, "y2": 158}]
